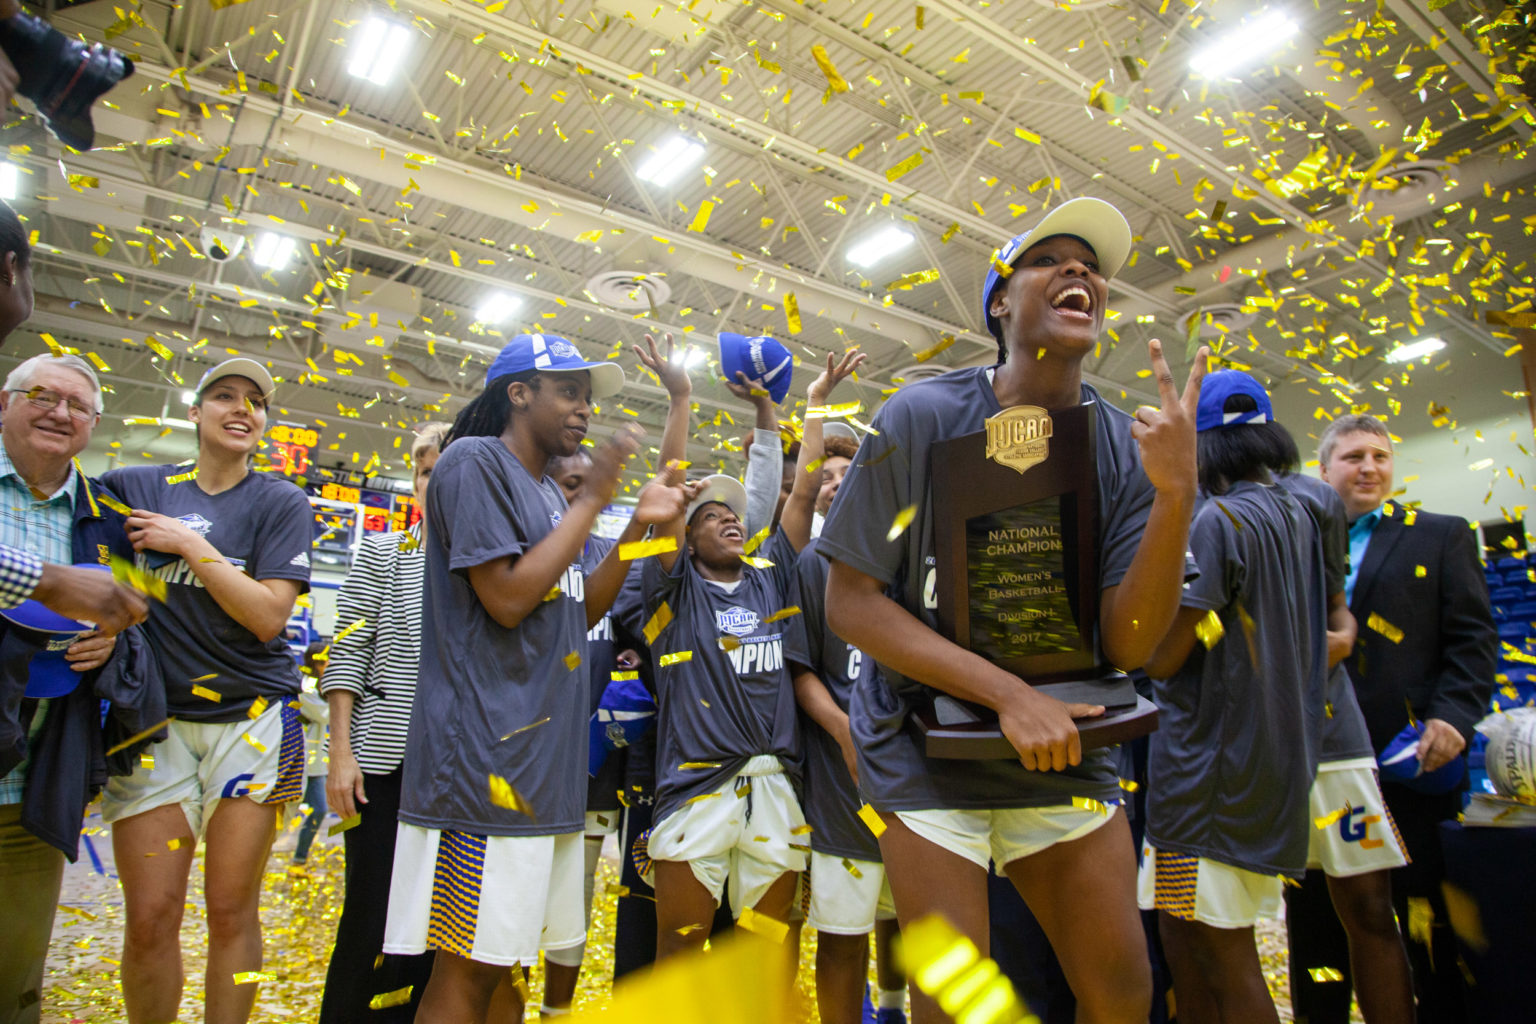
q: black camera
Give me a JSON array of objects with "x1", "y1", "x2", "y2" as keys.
[{"x1": 0, "y1": 10, "x2": 133, "y2": 151}]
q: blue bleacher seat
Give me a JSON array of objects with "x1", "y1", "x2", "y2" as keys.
[
  {"x1": 1506, "y1": 570, "x2": 1532, "y2": 586},
  {"x1": 1498, "y1": 623, "x2": 1530, "y2": 645},
  {"x1": 1491, "y1": 585, "x2": 1525, "y2": 604},
  {"x1": 1495, "y1": 555, "x2": 1527, "y2": 572},
  {"x1": 1510, "y1": 601, "x2": 1536, "y2": 621}
]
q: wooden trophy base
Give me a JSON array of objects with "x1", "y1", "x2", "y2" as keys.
[{"x1": 914, "y1": 683, "x2": 1159, "y2": 760}]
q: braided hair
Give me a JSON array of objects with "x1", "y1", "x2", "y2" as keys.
[{"x1": 447, "y1": 370, "x2": 540, "y2": 444}]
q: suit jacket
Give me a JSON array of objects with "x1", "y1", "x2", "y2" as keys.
[{"x1": 1345, "y1": 502, "x2": 1497, "y2": 752}]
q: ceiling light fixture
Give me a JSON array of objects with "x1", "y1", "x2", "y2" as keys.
[
  {"x1": 636, "y1": 136, "x2": 705, "y2": 187},
  {"x1": 680, "y1": 345, "x2": 708, "y2": 369},
  {"x1": 1189, "y1": 9, "x2": 1299, "y2": 79},
  {"x1": 1384, "y1": 337, "x2": 1446, "y2": 363},
  {"x1": 847, "y1": 225, "x2": 914, "y2": 269},
  {"x1": 476, "y1": 293, "x2": 522, "y2": 324},
  {"x1": 181, "y1": 390, "x2": 197, "y2": 405},
  {"x1": 0, "y1": 163, "x2": 19, "y2": 201},
  {"x1": 348, "y1": 18, "x2": 413, "y2": 85},
  {"x1": 251, "y1": 231, "x2": 297, "y2": 270}
]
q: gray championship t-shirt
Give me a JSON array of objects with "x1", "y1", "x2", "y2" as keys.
[
  {"x1": 100, "y1": 465, "x2": 311, "y2": 721},
  {"x1": 399, "y1": 437, "x2": 588, "y2": 836},
  {"x1": 641, "y1": 529, "x2": 801, "y2": 826},
  {"x1": 1145, "y1": 481, "x2": 1327, "y2": 877},
  {"x1": 582, "y1": 534, "x2": 627, "y2": 813},
  {"x1": 784, "y1": 539, "x2": 882, "y2": 862},
  {"x1": 1277, "y1": 472, "x2": 1374, "y2": 762},
  {"x1": 817, "y1": 369, "x2": 1171, "y2": 811}
]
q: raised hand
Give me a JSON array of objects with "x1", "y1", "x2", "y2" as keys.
[
  {"x1": 725, "y1": 370, "x2": 776, "y2": 406},
  {"x1": 632, "y1": 459, "x2": 692, "y2": 527},
  {"x1": 580, "y1": 425, "x2": 644, "y2": 510},
  {"x1": 633, "y1": 331, "x2": 692, "y2": 399},
  {"x1": 1130, "y1": 340, "x2": 1207, "y2": 498},
  {"x1": 808, "y1": 347, "x2": 867, "y2": 406}
]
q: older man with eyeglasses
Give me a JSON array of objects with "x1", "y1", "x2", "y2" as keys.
[{"x1": 0, "y1": 352, "x2": 164, "y2": 1024}]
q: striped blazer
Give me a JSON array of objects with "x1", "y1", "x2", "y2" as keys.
[{"x1": 320, "y1": 526, "x2": 425, "y2": 774}]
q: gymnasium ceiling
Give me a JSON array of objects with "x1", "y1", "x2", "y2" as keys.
[{"x1": 9, "y1": 0, "x2": 1535, "y2": 490}]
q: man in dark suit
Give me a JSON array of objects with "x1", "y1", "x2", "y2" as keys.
[{"x1": 1289, "y1": 413, "x2": 1496, "y2": 1023}]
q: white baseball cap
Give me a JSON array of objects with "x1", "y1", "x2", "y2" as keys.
[
  {"x1": 685, "y1": 473, "x2": 748, "y2": 525},
  {"x1": 195, "y1": 357, "x2": 276, "y2": 400}
]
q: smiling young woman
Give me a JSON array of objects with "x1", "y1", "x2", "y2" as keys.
[
  {"x1": 97, "y1": 357, "x2": 316, "y2": 1024},
  {"x1": 820, "y1": 198, "x2": 1209, "y2": 1024}
]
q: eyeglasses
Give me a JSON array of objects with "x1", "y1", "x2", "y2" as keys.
[{"x1": 9, "y1": 387, "x2": 97, "y2": 421}]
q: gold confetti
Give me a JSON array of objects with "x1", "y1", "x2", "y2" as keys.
[
  {"x1": 685, "y1": 792, "x2": 720, "y2": 805},
  {"x1": 738, "y1": 906, "x2": 790, "y2": 943},
  {"x1": 109, "y1": 556, "x2": 167, "y2": 602},
  {"x1": 334, "y1": 617, "x2": 367, "y2": 643},
  {"x1": 328, "y1": 814, "x2": 362, "y2": 837},
  {"x1": 247, "y1": 696, "x2": 268, "y2": 720},
  {"x1": 618, "y1": 537, "x2": 679, "y2": 560},
  {"x1": 191, "y1": 684, "x2": 221, "y2": 702},
  {"x1": 764, "y1": 606, "x2": 802, "y2": 623},
  {"x1": 743, "y1": 525, "x2": 772, "y2": 554},
  {"x1": 564, "y1": 650, "x2": 582, "y2": 671},
  {"x1": 718, "y1": 636, "x2": 741, "y2": 652},
  {"x1": 912, "y1": 335, "x2": 956, "y2": 362},
  {"x1": 898, "y1": 916, "x2": 1029, "y2": 1024},
  {"x1": 243, "y1": 733, "x2": 266, "y2": 753},
  {"x1": 741, "y1": 556, "x2": 775, "y2": 569},
  {"x1": 783, "y1": 293, "x2": 802, "y2": 335},
  {"x1": 502, "y1": 717, "x2": 551, "y2": 739},
  {"x1": 842, "y1": 857, "x2": 864, "y2": 879},
  {"x1": 1367, "y1": 612, "x2": 1404, "y2": 644},
  {"x1": 810, "y1": 44, "x2": 850, "y2": 93},
  {"x1": 488, "y1": 773, "x2": 535, "y2": 819},
  {"x1": 164, "y1": 469, "x2": 198, "y2": 485},
  {"x1": 1196, "y1": 610, "x2": 1225, "y2": 649},
  {"x1": 103, "y1": 717, "x2": 171, "y2": 757},
  {"x1": 688, "y1": 201, "x2": 715, "y2": 233},
  {"x1": 858, "y1": 803, "x2": 887, "y2": 837},
  {"x1": 678, "y1": 761, "x2": 723, "y2": 770},
  {"x1": 886, "y1": 152, "x2": 924, "y2": 182},
  {"x1": 886, "y1": 505, "x2": 916, "y2": 542},
  {"x1": 1308, "y1": 967, "x2": 1344, "y2": 982},
  {"x1": 1071, "y1": 796, "x2": 1110, "y2": 815},
  {"x1": 369, "y1": 987, "x2": 413, "y2": 1010},
  {"x1": 232, "y1": 971, "x2": 274, "y2": 984},
  {"x1": 644, "y1": 603, "x2": 673, "y2": 645},
  {"x1": 1314, "y1": 804, "x2": 1351, "y2": 829},
  {"x1": 806, "y1": 401, "x2": 862, "y2": 419},
  {"x1": 659, "y1": 651, "x2": 693, "y2": 667}
]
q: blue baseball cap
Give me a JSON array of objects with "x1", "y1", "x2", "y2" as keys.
[
  {"x1": 484, "y1": 334, "x2": 624, "y2": 398},
  {"x1": 718, "y1": 332, "x2": 795, "y2": 404},
  {"x1": 0, "y1": 562, "x2": 109, "y2": 698},
  {"x1": 588, "y1": 674, "x2": 657, "y2": 776},
  {"x1": 1378, "y1": 722, "x2": 1467, "y2": 794},
  {"x1": 982, "y1": 197, "x2": 1133, "y2": 340},
  {"x1": 1195, "y1": 370, "x2": 1274, "y2": 432}
]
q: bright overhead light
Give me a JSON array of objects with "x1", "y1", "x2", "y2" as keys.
[
  {"x1": 348, "y1": 18, "x2": 413, "y2": 85},
  {"x1": 1189, "y1": 9, "x2": 1300, "y2": 79},
  {"x1": 680, "y1": 345, "x2": 708, "y2": 369},
  {"x1": 476, "y1": 293, "x2": 522, "y2": 324},
  {"x1": 251, "y1": 231, "x2": 297, "y2": 270},
  {"x1": 181, "y1": 390, "x2": 197, "y2": 405},
  {"x1": 1384, "y1": 337, "x2": 1446, "y2": 363},
  {"x1": 636, "y1": 136, "x2": 705, "y2": 187},
  {"x1": 847, "y1": 225, "x2": 914, "y2": 269},
  {"x1": 0, "y1": 163, "x2": 19, "y2": 201}
]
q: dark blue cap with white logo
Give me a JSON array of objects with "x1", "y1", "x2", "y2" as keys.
[
  {"x1": 717, "y1": 332, "x2": 795, "y2": 404},
  {"x1": 1195, "y1": 369, "x2": 1274, "y2": 432},
  {"x1": 484, "y1": 334, "x2": 624, "y2": 398}
]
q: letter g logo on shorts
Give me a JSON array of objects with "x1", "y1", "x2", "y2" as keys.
[{"x1": 221, "y1": 772, "x2": 255, "y2": 799}]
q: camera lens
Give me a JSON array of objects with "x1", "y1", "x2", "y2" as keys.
[{"x1": 208, "y1": 244, "x2": 229, "y2": 261}]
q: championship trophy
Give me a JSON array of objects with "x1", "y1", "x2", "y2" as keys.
[{"x1": 914, "y1": 402, "x2": 1159, "y2": 758}]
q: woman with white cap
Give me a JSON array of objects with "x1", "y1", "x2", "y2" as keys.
[
  {"x1": 820, "y1": 198, "x2": 1208, "y2": 1024},
  {"x1": 99, "y1": 357, "x2": 315, "y2": 1024},
  {"x1": 638, "y1": 349, "x2": 860, "y2": 980}
]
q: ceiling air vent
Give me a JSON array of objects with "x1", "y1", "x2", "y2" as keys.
[
  {"x1": 1178, "y1": 303, "x2": 1258, "y2": 340},
  {"x1": 1352, "y1": 161, "x2": 1452, "y2": 217},
  {"x1": 585, "y1": 271, "x2": 672, "y2": 311},
  {"x1": 886, "y1": 362, "x2": 953, "y2": 387}
]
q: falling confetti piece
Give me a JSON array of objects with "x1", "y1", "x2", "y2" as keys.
[
  {"x1": 688, "y1": 201, "x2": 715, "y2": 233},
  {"x1": 743, "y1": 526, "x2": 772, "y2": 554},
  {"x1": 738, "y1": 907, "x2": 790, "y2": 943},
  {"x1": 912, "y1": 335, "x2": 956, "y2": 362},
  {"x1": 718, "y1": 636, "x2": 741, "y2": 652},
  {"x1": 488, "y1": 773, "x2": 536, "y2": 819},
  {"x1": 334, "y1": 617, "x2": 367, "y2": 643},
  {"x1": 1314, "y1": 805, "x2": 1351, "y2": 829},
  {"x1": 1308, "y1": 967, "x2": 1345, "y2": 983},
  {"x1": 103, "y1": 717, "x2": 171, "y2": 757},
  {"x1": 109, "y1": 556, "x2": 167, "y2": 601},
  {"x1": 885, "y1": 153, "x2": 924, "y2": 182},
  {"x1": 842, "y1": 857, "x2": 864, "y2": 879},
  {"x1": 563, "y1": 650, "x2": 582, "y2": 671},
  {"x1": 369, "y1": 987, "x2": 414, "y2": 1010},
  {"x1": 1196, "y1": 610, "x2": 1225, "y2": 649},
  {"x1": 678, "y1": 761, "x2": 723, "y2": 770},
  {"x1": 328, "y1": 814, "x2": 362, "y2": 837},
  {"x1": 806, "y1": 401, "x2": 862, "y2": 419},
  {"x1": 247, "y1": 696, "x2": 268, "y2": 720},
  {"x1": 164, "y1": 469, "x2": 198, "y2": 485},
  {"x1": 764, "y1": 606, "x2": 802, "y2": 623},
  {"x1": 858, "y1": 803, "x2": 887, "y2": 837},
  {"x1": 191, "y1": 684, "x2": 221, "y2": 703},
  {"x1": 232, "y1": 971, "x2": 274, "y2": 984},
  {"x1": 619, "y1": 537, "x2": 679, "y2": 560},
  {"x1": 659, "y1": 650, "x2": 694, "y2": 667},
  {"x1": 685, "y1": 792, "x2": 720, "y2": 805},
  {"x1": 644, "y1": 603, "x2": 673, "y2": 645},
  {"x1": 783, "y1": 293, "x2": 802, "y2": 335},
  {"x1": 1071, "y1": 797, "x2": 1110, "y2": 815},
  {"x1": 898, "y1": 916, "x2": 1028, "y2": 1024},
  {"x1": 886, "y1": 506, "x2": 916, "y2": 542},
  {"x1": 810, "y1": 44, "x2": 850, "y2": 93},
  {"x1": 1367, "y1": 612, "x2": 1404, "y2": 644},
  {"x1": 501, "y1": 717, "x2": 552, "y2": 739}
]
